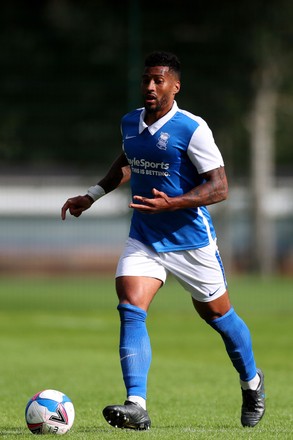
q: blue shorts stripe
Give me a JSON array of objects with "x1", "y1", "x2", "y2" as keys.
[{"x1": 215, "y1": 249, "x2": 227, "y2": 288}]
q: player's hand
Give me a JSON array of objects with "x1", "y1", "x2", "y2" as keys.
[
  {"x1": 61, "y1": 195, "x2": 93, "y2": 220},
  {"x1": 129, "y1": 188, "x2": 174, "y2": 214}
]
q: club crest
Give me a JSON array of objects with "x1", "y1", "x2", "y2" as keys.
[{"x1": 156, "y1": 132, "x2": 170, "y2": 150}]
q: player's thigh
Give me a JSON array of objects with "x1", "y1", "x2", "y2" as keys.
[
  {"x1": 116, "y1": 276, "x2": 163, "y2": 311},
  {"x1": 115, "y1": 237, "x2": 167, "y2": 311}
]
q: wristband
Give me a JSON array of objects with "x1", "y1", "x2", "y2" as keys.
[{"x1": 87, "y1": 184, "x2": 106, "y2": 202}]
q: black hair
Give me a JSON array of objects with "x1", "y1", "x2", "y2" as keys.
[{"x1": 144, "y1": 51, "x2": 181, "y2": 78}]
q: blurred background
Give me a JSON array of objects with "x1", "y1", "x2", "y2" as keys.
[{"x1": 0, "y1": 0, "x2": 292, "y2": 277}]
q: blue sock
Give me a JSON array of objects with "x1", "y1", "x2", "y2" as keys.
[
  {"x1": 207, "y1": 307, "x2": 257, "y2": 381},
  {"x1": 117, "y1": 304, "x2": 151, "y2": 400}
]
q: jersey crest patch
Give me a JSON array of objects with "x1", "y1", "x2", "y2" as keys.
[{"x1": 156, "y1": 132, "x2": 170, "y2": 150}]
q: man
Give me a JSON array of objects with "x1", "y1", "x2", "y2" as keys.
[{"x1": 61, "y1": 51, "x2": 265, "y2": 430}]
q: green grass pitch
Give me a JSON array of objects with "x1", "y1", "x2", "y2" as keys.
[{"x1": 0, "y1": 275, "x2": 292, "y2": 439}]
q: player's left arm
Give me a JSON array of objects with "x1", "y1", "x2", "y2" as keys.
[
  {"x1": 181, "y1": 165, "x2": 228, "y2": 207},
  {"x1": 129, "y1": 166, "x2": 228, "y2": 213}
]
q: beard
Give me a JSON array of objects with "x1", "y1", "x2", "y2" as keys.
[{"x1": 144, "y1": 96, "x2": 169, "y2": 113}]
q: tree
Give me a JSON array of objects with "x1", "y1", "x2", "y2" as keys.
[{"x1": 247, "y1": 1, "x2": 293, "y2": 273}]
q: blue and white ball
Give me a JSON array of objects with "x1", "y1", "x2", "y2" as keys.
[{"x1": 25, "y1": 389, "x2": 75, "y2": 435}]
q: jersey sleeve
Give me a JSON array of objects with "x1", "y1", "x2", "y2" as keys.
[{"x1": 187, "y1": 118, "x2": 224, "y2": 174}]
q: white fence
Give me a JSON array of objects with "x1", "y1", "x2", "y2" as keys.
[{"x1": 0, "y1": 178, "x2": 292, "y2": 274}]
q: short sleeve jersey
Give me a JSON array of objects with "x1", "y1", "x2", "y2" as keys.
[{"x1": 121, "y1": 101, "x2": 224, "y2": 252}]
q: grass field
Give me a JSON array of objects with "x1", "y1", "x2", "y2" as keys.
[{"x1": 0, "y1": 274, "x2": 292, "y2": 439}]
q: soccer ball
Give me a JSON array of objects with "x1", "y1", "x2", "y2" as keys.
[{"x1": 25, "y1": 389, "x2": 75, "y2": 435}]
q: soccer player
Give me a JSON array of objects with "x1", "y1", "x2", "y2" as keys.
[{"x1": 61, "y1": 51, "x2": 265, "y2": 430}]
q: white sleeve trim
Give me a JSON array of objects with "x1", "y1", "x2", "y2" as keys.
[{"x1": 187, "y1": 118, "x2": 224, "y2": 174}]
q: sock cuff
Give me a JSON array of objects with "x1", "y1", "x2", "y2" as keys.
[
  {"x1": 207, "y1": 306, "x2": 235, "y2": 325},
  {"x1": 117, "y1": 303, "x2": 147, "y2": 321}
]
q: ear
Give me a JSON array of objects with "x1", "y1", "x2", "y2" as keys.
[{"x1": 173, "y1": 80, "x2": 181, "y2": 95}]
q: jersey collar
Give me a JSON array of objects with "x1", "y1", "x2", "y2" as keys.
[{"x1": 139, "y1": 101, "x2": 178, "y2": 135}]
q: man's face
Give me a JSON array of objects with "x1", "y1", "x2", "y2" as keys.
[{"x1": 141, "y1": 66, "x2": 180, "y2": 114}]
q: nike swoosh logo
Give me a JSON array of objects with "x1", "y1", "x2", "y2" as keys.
[
  {"x1": 208, "y1": 287, "x2": 221, "y2": 297},
  {"x1": 125, "y1": 134, "x2": 136, "y2": 139},
  {"x1": 120, "y1": 353, "x2": 136, "y2": 362}
]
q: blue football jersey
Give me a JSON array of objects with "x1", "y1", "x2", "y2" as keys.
[{"x1": 121, "y1": 101, "x2": 224, "y2": 252}]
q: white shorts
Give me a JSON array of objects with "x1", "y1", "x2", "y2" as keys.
[{"x1": 116, "y1": 237, "x2": 227, "y2": 302}]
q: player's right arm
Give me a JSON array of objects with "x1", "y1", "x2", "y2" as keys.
[{"x1": 61, "y1": 153, "x2": 130, "y2": 220}]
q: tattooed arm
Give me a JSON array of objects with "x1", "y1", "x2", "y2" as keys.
[{"x1": 129, "y1": 166, "x2": 228, "y2": 214}]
